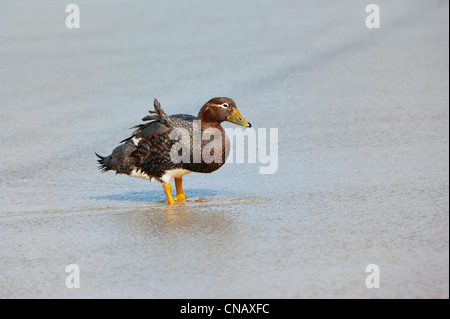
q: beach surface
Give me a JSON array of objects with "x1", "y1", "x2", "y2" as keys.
[{"x1": 0, "y1": 0, "x2": 448, "y2": 298}]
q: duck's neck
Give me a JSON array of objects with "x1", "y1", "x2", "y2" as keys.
[
  {"x1": 199, "y1": 119, "x2": 223, "y2": 131},
  {"x1": 198, "y1": 108, "x2": 223, "y2": 131}
]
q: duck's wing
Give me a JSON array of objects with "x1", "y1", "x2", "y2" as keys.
[
  {"x1": 120, "y1": 99, "x2": 174, "y2": 143},
  {"x1": 141, "y1": 99, "x2": 172, "y2": 124}
]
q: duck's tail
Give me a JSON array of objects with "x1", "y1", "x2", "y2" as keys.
[
  {"x1": 95, "y1": 152, "x2": 111, "y2": 172},
  {"x1": 95, "y1": 142, "x2": 137, "y2": 174}
]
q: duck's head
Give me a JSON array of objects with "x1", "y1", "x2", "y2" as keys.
[{"x1": 198, "y1": 97, "x2": 251, "y2": 127}]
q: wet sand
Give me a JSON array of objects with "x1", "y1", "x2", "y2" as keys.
[{"x1": 0, "y1": 1, "x2": 448, "y2": 298}]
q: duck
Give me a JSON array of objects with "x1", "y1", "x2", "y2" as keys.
[{"x1": 96, "y1": 97, "x2": 251, "y2": 204}]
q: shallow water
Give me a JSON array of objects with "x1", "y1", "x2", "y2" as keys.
[{"x1": 0, "y1": 0, "x2": 448, "y2": 298}]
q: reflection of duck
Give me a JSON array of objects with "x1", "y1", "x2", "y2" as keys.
[{"x1": 96, "y1": 97, "x2": 251, "y2": 205}]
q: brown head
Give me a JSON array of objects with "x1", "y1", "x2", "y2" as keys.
[{"x1": 198, "y1": 97, "x2": 251, "y2": 128}]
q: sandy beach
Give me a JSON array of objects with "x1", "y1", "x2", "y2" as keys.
[{"x1": 0, "y1": 0, "x2": 448, "y2": 298}]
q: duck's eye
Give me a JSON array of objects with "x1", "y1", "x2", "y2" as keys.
[{"x1": 222, "y1": 103, "x2": 229, "y2": 108}]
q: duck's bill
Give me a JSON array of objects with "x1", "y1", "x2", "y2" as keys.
[{"x1": 227, "y1": 108, "x2": 252, "y2": 127}]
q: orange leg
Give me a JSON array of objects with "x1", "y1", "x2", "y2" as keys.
[
  {"x1": 163, "y1": 183, "x2": 176, "y2": 205},
  {"x1": 174, "y1": 177, "x2": 186, "y2": 201}
]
